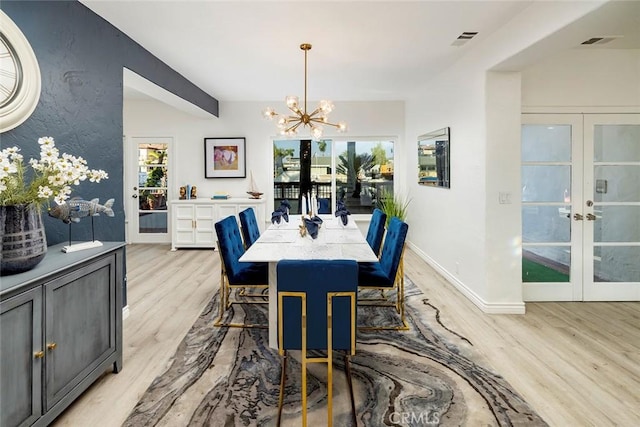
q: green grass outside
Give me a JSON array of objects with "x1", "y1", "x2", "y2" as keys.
[{"x1": 522, "y1": 257, "x2": 570, "y2": 283}]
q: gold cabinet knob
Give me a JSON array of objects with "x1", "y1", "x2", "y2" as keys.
[
  {"x1": 47, "y1": 342, "x2": 57, "y2": 350},
  {"x1": 34, "y1": 351, "x2": 44, "y2": 359}
]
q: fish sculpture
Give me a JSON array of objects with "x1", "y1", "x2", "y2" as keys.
[{"x1": 49, "y1": 198, "x2": 115, "y2": 224}]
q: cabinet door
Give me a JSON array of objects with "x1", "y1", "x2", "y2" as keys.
[
  {"x1": 173, "y1": 204, "x2": 196, "y2": 245},
  {"x1": 0, "y1": 288, "x2": 42, "y2": 427},
  {"x1": 194, "y1": 204, "x2": 216, "y2": 245},
  {"x1": 217, "y1": 204, "x2": 238, "y2": 221},
  {"x1": 44, "y1": 255, "x2": 116, "y2": 410}
]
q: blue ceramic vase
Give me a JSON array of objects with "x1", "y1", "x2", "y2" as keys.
[{"x1": 0, "y1": 203, "x2": 47, "y2": 276}]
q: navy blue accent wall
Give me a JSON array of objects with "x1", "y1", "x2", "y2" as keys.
[{"x1": 1, "y1": 0, "x2": 218, "y2": 246}]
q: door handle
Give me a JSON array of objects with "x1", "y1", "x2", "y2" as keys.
[
  {"x1": 132, "y1": 194, "x2": 138, "y2": 199},
  {"x1": 573, "y1": 213, "x2": 584, "y2": 221},
  {"x1": 586, "y1": 213, "x2": 597, "y2": 221}
]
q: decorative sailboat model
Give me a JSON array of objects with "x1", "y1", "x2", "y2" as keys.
[{"x1": 246, "y1": 171, "x2": 263, "y2": 199}]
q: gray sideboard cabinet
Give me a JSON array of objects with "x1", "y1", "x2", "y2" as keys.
[{"x1": 0, "y1": 242, "x2": 125, "y2": 427}]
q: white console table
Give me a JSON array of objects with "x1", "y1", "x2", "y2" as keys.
[{"x1": 169, "y1": 198, "x2": 266, "y2": 251}]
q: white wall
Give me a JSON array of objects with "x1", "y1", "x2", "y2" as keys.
[
  {"x1": 403, "y1": 0, "x2": 611, "y2": 313},
  {"x1": 124, "y1": 99, "x2": 405, "y2": 226},
  {"x1": 522, "y1": 49, "x2": 640, "y2": 109},
  {"x1": 405, "y1": 68, "x2": 492, "y2": 308}
]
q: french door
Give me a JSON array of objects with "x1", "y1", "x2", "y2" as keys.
[
  {"x1": 126, "y1": 137, "x2": 172, "y2": 243},
  {"x1": 522, "y1": 113, "x2": 639, "y2": 301}
]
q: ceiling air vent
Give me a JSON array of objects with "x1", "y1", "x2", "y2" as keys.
[
  {"x1": 581, "y1": 36, "x2": 621, "y2": 45},
  {"x1": 452, "y1": 32, "x2": 478, "y2": 47}
]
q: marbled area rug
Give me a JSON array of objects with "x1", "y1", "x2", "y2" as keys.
[{"x1": 124, "y1": 277, "x2": 547, "y2": 426}]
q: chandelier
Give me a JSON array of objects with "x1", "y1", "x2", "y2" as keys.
[{"x1": 262, "y1": 43, "x2": 347, "y2": 139}]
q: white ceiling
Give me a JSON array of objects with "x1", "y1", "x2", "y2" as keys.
[{"x1": 80, "y1": 0, "x2": 639, "y2": 103}]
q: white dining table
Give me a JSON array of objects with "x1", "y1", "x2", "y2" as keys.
[{"x1": 239, "y1": 214, "x2": 378, "y2": 348}]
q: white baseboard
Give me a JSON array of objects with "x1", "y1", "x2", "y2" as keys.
[
  {"x1": 122, "y1": 305, "x2": 130, "y2": 320},
  {"x1": 406, "y1": 241, "x2": 526, "y2": 314}
]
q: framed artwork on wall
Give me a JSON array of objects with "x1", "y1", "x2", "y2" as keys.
[{"x1": 204, "y1": 137, "x2": 246, "y2": 178}]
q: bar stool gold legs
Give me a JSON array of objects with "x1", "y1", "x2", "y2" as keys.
[
  {"x1": 358, "y1": 256, "x2": 409, "y2": 331},
  {"x1": 214, "y1": 242, "x2": 268, "y2": 329},
  {"x1": 277, "y1": 291, "x2": 357, "y2": 426}
]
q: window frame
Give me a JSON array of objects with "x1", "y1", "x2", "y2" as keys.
[{"x1": 273, "y1": 137, "x2": 396, "y2": 220}]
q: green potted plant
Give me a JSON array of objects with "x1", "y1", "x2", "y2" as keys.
[{"x1": 377, "y1": 188, "x2": 411, "y2": 226}]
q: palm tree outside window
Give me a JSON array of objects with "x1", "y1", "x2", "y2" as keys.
[{"x1": 273, "y1": 139, "x2": 394, "y2": 215}]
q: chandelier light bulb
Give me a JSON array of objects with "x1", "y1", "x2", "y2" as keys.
[
  {"x1": 261, "y1": 43, "x2": 346, "y2": 138},
  {"x1": 319, "y1": 100, "x2": 334, "y2": 114},
  {"x1": 262, "y1": 107, "x2": 276, "y2": 120},
  {"x1": 311, "y1": 126, "x2": 323, "y2": 139},
  {"x1": 285, "y1": 96, "x2": 299, "y2": 109}
]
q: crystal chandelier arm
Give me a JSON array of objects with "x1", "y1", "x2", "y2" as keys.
[
  {"x1": 309, "y1": 117, "x2": 333, "y2": 125},
  {"x1": 315, "y1": 120, "x2": 340, "y2": 128},
  {"x1": 325, "y1": 120, "x2": 348, "y2": 132},
  {"x1": 286, "y1": 120, "x2": 304, "y2": 133},
  {"x1": 307, "y1": 107, "x2": 324, "y2": 118}
]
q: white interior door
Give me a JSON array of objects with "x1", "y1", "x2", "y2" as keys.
[
  {"x1": 521, "y1": 114, "x2": 582, "y2": 301},
  {"x1": 582, "y1": 114, "x2": 640, "y2": 301},
  {"x1": 522, "y1": 114, "x2": 639, "y2": 301},
  {"x1": 126, "y1": 137, "x2": 172, "y2": 244}
]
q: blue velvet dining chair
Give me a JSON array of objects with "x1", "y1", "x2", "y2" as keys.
[
  {"x1": 214, "y1": 215, "x2": 268, "y2": 328},
  {"x1": 365, "y1": 208, "x2": 387, "y2": 257},
  {"x1": 239, "y1": 207, "x2": 261, "y2": 249},
  {"x1": 276, "y1": 259, "x2": 358, "y2": 427},
  {"x1": 358, "y1": 216, "x2": 409, "y2": 331}
]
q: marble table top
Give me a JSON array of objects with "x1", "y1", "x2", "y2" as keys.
[{"x1": 239, "y1": 215, "x2": 378, "y2": 263}]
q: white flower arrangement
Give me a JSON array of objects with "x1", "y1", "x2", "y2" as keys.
[{"x1": 0, "y1": 136, "x2": 108, "y2": 207}]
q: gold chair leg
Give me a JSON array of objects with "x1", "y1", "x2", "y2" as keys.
[
  {"x1": 358, "y1": 253, "x2": 409, "y2": 331},
  {"x1": 238, "y1": 286, "x2": 269, "y2": 299},
  {"x1": 277, "y1": 351, "x2": 287, "y2": 427},
  {"x1": 278, "y1": 292, "x2": 358, "y2": 425},
  {"x1": 344, "y1": 353, "x2": 357, "y2": 426},
  {"x1": 214, "y1": 276, "x2": 268, "y2": 328},
  {"x1": 225, "y1": 282, "x2": 232, "y2": 310},
  {"x1": 214, "y1": 272, "x2": 227, "y2": 327}
]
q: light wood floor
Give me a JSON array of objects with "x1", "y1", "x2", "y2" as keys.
[{"x1": 53, "y1": 244, "x2": 640, "y2": 426}]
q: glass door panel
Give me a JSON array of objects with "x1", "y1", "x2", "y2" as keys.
[
  {"x1": 128, "y1": 137, "x2": 171, "y2": 243},
  {"x1": 594, "y1": 246, "x2": 640, "y2": 283},
  {"x1": 521, "y1": 116, "x2": 582, "y2": 300},
  {"x1": 584, "y1": 116, "x2": 640, "y2": 299},
  {"x1": 138, "y1": 144, "x2": 168, "y2": 234}
]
